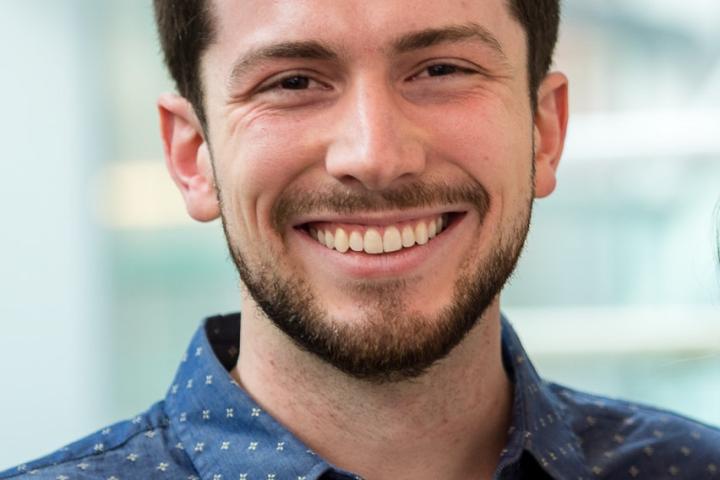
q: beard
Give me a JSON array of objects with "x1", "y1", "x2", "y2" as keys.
[{"x1": 220, "y1": 177, "x2": 533, "y2": 384}]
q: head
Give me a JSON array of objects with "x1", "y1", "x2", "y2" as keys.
[{"x1": 155, "y1": 0, "x2": 568, "y2": 382}]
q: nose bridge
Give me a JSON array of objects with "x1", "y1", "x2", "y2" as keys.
[
  {"x1": 325, "y1": 73, "x2": 425, "y2": 190},
  {"x1": 355, "y1": 77, "x2": 398, "y2": 156}
]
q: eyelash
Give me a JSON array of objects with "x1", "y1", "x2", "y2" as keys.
[
  {"x1": 256, "y1": 72, "x2": 328, "y2": 94},
  {"x1": 410, "y1": 63, "x2": 478, "y2": 80},
  {"x1": 256, "y1": 62, "x2": 478, "y2": 95}
]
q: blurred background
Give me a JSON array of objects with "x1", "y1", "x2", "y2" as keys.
[{"x1": 1, "y1": 0, "x2": 719, "y2": 469}]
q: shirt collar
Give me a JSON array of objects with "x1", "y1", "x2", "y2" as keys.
[
  {"x1": 165, "y1": 313, "x2": 591, "y2": 480},
  {"x1": 164, "y1": 314, "x2": 350, "y2": 480},
  {"x1": 499, "y1": 315, "x2": 592, "y2": 479}
]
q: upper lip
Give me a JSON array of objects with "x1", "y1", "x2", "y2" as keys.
[{"x1": 290, "y1": 206, "x2": 470, "y2": 228}]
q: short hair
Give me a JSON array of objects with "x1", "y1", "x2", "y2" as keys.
[{"x1": 153, "y1": 0, "x2": 560, "y2": 128}]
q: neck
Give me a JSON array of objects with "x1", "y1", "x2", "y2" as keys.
[{"x1": 232, "y1": 298, "x2": 512, "y2": 480}]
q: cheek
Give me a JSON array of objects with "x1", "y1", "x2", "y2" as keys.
[
  {"x1": 421, "y1": 102, "x2": 534, "y2": 241},
  {"x1": 424, "y1": 103, "x2": 533, "y2": 191},
  {"x1": 218, "y1": 121, "x2": 324, "y2": 237}
]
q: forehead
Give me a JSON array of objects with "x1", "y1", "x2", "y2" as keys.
[{"x1": 205, "y1": 0, "x2": 525, "y2": 71}]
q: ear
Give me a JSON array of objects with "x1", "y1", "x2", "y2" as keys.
[
  {"x1": 157, "y1": 93, "x2": 220, "y2": 222},
  {"x1": 532, "y1": 72, "x2": 569, "y2": 199}
]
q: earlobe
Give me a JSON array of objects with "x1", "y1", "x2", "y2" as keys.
[
  {"x1": 158, "y1": 93, "x2": 220, "y2": 222},
  {"x1": 532, "y1": 72, "x2": 569, "y2": 199}
]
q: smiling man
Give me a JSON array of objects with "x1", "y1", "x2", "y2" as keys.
[{"x1": 3, "y1": 1, "x2": 720, "y2": 480}]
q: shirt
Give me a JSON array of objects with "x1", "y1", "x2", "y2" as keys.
[{"x1": 1, "y1": 313, "x2": 719, "y2": 480}]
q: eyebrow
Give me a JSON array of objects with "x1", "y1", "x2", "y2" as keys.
[
  {"x1": 227, "y1": 23, "x2": 507, "y2": 87},
  {"x1": 228, "y1": 41, "x2": 338, "y2": 87},
  {"x1": 391, "y1": 23, "x2": 507, "y2": 60}
]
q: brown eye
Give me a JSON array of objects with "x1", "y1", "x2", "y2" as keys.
[
  {"x1": 410, "y1": 63, "x2": 477, "y2": 82},
  {"x1": 279, "y1": 76, "x2": 310, "y2": 89},
  {"x1": 426, "y1": 64, "x2": 459, "y2": 76}
]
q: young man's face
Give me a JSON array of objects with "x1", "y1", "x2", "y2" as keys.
[{"x1": 165, "y1": 0, "x2": 566, "y2": 381}]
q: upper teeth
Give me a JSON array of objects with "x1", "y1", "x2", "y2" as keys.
[{"x1": 308, "y1": 214, "x2": 447, "y2": 254}]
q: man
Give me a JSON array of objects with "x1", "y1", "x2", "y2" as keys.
[{"x1": 2, "y1": 1, "x2": 718, "y2": 479}]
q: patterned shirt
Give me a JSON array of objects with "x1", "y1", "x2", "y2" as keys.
[{"x1": 2, "y1": 313, "x2": 719, "y2": 479}]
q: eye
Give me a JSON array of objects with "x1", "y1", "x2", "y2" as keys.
[
  {"x1": 411, "y1": 63, "x2": 477, "y2": 81},
  {"x1": 426, "y1": 64, "x2": 461, "y2": 77},
  {"x1": 278, "y1": 75, "x2": 311, "y2": 90},
  {"x1": 257, "y1": 73, "x2": 329, "y2": 95}
]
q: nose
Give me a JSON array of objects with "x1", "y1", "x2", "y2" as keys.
[{"x1": 325, "y1": 77, "x2": 427, "y2": 191}]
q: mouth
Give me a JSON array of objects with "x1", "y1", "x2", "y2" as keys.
[{"x1": 295, "y1": 212, "x2": 465, "y2": 255}]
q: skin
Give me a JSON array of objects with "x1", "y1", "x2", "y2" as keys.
[{"x1": 158, "y1": 0, "x2": 568, "y2": 478}]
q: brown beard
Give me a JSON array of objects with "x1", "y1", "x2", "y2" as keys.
[{"x1": 220, "y1": 178, "x2": 532, "y2": 384}]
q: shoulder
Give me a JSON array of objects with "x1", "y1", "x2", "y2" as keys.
[
  {"x1": 0, "y1": 402, "x2": 198, "y2": 480},
  {"x1": 549, "y1": 383, "x2": 720, "y2": 478}
]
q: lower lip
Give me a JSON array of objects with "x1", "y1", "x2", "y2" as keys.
[{"x1": 290, "y1": 213, "x2": 468, "y2": 279}]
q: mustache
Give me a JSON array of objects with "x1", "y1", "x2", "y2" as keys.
[{"x1": 271, "y1": 180, "x2": 490, "y2": 230}]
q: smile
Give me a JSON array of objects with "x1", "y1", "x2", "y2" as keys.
[{"x1": 303, "y1": 213, "x2": 451, "y2": 254}]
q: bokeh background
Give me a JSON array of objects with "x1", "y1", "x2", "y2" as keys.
[{"x1": 1, "y1": 0, "x2": 719, "y2": 469}]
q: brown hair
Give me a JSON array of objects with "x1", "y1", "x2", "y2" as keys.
[{"x1": 153, "y1": 0, "x2": 560, "y2": 128}]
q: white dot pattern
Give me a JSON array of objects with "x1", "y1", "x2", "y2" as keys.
[{"x1": 0, "y1": 314, "x2": 717, "y2": 480}]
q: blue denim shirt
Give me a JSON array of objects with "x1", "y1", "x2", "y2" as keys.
[{"x1": 2, "y1": 313, "x2": 719, "y2": 479}]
